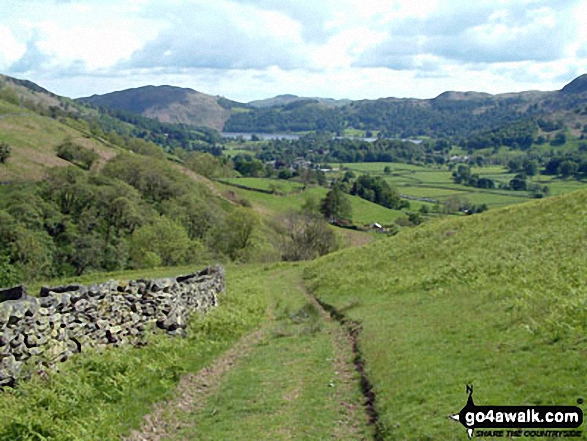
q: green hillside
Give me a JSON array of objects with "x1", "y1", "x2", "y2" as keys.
[
  {"x1": 305, "y1": 189, "x2": 587, "y2": 439},
  {"x1": 0, "y1": 99, "x2": 120, "y2": 182}
]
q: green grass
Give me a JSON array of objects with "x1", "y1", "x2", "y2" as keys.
[
  {"x1": 217, "y1": 182, "x2": 405, "y2": 225},
  {"x1": 304, "y1": 190, "x2": 587, "y2": 440},
  {"x1": 0, "y1": 110, "x2": 120, "y2": 181},
  {"x1": 0, "y1": 264, "x2": 270, "y2": 441},
  {"x1": 335, "y1": 162, "x2": 587, "y2": 209},
  {"x1": 172, "y1": 267, "x2": 369, "y2": 440},
  {"x1": 223, "y1": 177, "x2": 304, "y2": 193}
]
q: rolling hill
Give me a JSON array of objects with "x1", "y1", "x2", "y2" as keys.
[
  {"x1": 0, "y1": 81, "x2": 121, "y2": 182},
  {"x1": 75, "y1": 74, "x2": 587, "y2": 139},
  {"x1": 78, "y1": 85, "x2": 246, "y2": 131}
]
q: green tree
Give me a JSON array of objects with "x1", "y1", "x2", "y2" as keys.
[
  {"x1": 0, "y1": 141, "x2": 11, "y2": 164},
  {"x1": 0, "y1": 254, "x2": 21, "y2": 287},
  {"x1": 130, "y1": 216, "x2": 197, "y2": 268},
  {"x1": 320, "y1": 186, "x2": 352, "y2": 222},
  {"x1": 280, "y1": 212, "x2": 339, "y2": 261},
  {"x1": 558, "y1": 160, "x2": 578, "y2": 178},
  {"x1": 212, "y1": 208, "x2": 260, "y2": 261},
  {"x1": 56, "y1": 141, "x2": 99, "y2": 170}
]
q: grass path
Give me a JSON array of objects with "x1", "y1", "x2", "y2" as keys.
[{"x1": 128, "y1": 266, "x2": 372, "y2": 440}]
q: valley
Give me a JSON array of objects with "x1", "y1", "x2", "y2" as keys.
[{"x1": 1, "y1": 72, "x2": 586, "y2": 440}]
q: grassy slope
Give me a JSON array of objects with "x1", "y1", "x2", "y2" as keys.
[
  {"x1": 1, "y1": 264, "x2": 371, "y2": 440},
  {"x1": 216, "y1": 180, "x2": 406, "y2": 225},
  {"x1": 305, "y1": 190, "x2": 587, "y2": 440},
  {"x1": 0, "y1": 99, "x2": 120, "y2": 181}
]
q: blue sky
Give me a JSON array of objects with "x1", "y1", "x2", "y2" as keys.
[{"x1": 1, "y1": 0, "x2": 586, "y2": 101}]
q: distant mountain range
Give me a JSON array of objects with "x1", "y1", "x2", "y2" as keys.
[{"x1": 75, "y1": 74, "x2": 587, "y2": 139}]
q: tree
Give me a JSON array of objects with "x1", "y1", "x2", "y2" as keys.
[
  {"x1": 383, "y1": 166, "x2": 392, "y2": 174},
  {"x1": 0, "y1": 142, "x2": 11, "y2": 164},
  {"x1": 509, "y1": 174, "x2": 527, "y2": 191},
  {"x1": 280, "y1": 212, "x2": 339, "y2": 261},
  {"x1": 557, "y1": 160, "x2": 578, "y2": 178},
  {"x1": 320, "y1": 186, "x2": 352, "y2": 222},
  {"x1": 56, "y1": 141, "x2": 99, "y2": 170},
  {"x1": 212, "y1": 208, "x2": 260, "y2": 261},
  {"x1": 130, "y1": 216, "x2": 195, "y2": 268},
  {"x1": 0, "y1": 254, "x2": 21, "y2": 287}
]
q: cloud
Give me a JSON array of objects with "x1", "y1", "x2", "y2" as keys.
[
  {"x1": 354, "y1": 0, "x2": 582, "y2": 69},
  {"x1": 0, "y1": 26, "x2": 26, "y2": 69},
  {"x1": 230, "y1": 0, "x2": 339, "y2": 43},
  {"x1": 7, "y1": 34, "x2": 53, "y2": 74},
  {"x1": 123, "y1": 1, "x2": 309, "y2": 71}
]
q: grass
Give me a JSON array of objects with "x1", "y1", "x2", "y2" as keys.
[
  {"x1": 223, "y1": 177, "x2": 304, "y2": 193},
  {"x1": 0, "y1": 108, "x2": 120, "y2": 181},
  {"x1": 0, "y1": 263, "x2": 271, "y2": 441},
  {"x1": 4, "y1": 190, "x2": 587, "y2": 440},
  {"x1": 304, "y1": 190, "x2": 587, "y2": 440},
  {"x1": 172, "y1": 266, "x2": 369, "y2": 440},
  {"x1": 333, "y1": 162, "x2": 587, "y2": 209},
  {"x1": 217, "y1": 180, "x2": 406, "y2": 225}
]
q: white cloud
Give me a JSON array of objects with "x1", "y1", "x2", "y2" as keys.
[
  {"x1": 0, "y1": 26, "x2": 26, "y2": 69},
  {"x1": 123, "y1": 0, "x2": 309, "y2": 70},
  {"x1": 0, "y1": 0, "x2": 585, "y2": 101}
]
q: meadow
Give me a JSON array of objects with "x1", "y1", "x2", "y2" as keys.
[
  {"x1": 336, "y1": 162, "x2": 587, "y2": 209},
  {"x1": 217, "y1": 178, "x2": 407, "y2": 225}
]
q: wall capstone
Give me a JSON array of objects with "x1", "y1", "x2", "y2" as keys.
[{"x1": 0, "y1": 265, "x2": 225, "y2": 388}]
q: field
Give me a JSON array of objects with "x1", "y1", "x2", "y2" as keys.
[
  {"x1": 335, "y1": 162, "x2": 587, "y2": 209},
  {"x1": 216, "y1": 179, "x2": 407, "y2": 225},
  {"x1": 222, "y1": 177, "x2": 304, "y2": 193}
]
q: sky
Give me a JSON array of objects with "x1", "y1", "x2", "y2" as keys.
[{"x1": 1, "y1": 0, "x2": 586, "y2": 102}]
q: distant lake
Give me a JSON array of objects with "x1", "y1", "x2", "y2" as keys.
[
  {"x1": 221, "y1": 132, "x2": 423, "y2": 144},
  {"x1": 221, "y1": 132, "x2": 300, "y2": 141}
]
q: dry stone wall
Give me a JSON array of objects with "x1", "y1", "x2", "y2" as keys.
[{"x1": 0, "y1": 265, "x2": 225, "y2": 387}]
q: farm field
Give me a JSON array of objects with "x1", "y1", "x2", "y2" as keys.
[
  {"x1": 216, "y1": 179, "x2": 407, "y2": 225},
  {"x1": 335, "y1": 162, "x2": 587, "y2": 208}
]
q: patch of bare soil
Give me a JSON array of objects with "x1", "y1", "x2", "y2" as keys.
[{"x1": 124, "y1": 329, "x2": 265, "y2": 441}]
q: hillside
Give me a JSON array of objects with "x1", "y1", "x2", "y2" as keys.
[
  {"x1": 69, "y1": 74, "x2": 587, "y2": 140},
  {"x1": 78, "y1": 85, "x2": 245, "y2": 131},
  {"x1": 225, "y1": 75, "x2": 587, "y2": 138},
  {"x1": 305, "y1": 189, "x2": 587, "y2": 439},
  {"x1": 248, "y1": 94, "x2": 351, "y2": 108},
  {"x1": 3, "y1": 189, "x2": 585, "y2": 439},
  {"x1": 0, "y1": 93, "x2": 120, "y2": 182}
]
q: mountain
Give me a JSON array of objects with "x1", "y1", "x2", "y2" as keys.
[
  {"x1": 560, "y1": 73, "x2": 587, "y2": 94},
  {"x1": 67, "y1": 74, "x2": 587, "y2": 138},
  {"x1": 248, "y1": 94, "x2": 351, "y2": 108},
  {"x1": 225, "y1": 74, "x2": 587, "y2": 137},
  {"x1": 78, "y1": 85, "x2": 246, "y2": 131}
]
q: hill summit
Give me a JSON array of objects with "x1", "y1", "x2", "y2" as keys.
[
  {"x1": 78, "y1": 85, "x2": 241, "y2": 131},
  {"x1": 560, "y1": 73, "x2": 587, "y2": 94}
]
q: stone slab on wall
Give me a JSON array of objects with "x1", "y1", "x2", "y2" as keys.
[{"x1": 0, "y1": 265, "x2": 225, "y2": 387}]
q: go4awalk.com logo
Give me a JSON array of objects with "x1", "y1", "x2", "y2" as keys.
[{"x1": 449, "y1": 385, "x2": 584, "y2": 439}]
